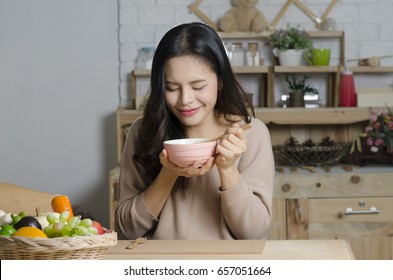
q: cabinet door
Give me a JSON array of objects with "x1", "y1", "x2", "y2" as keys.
[{"x1": 286, "y1": 197, "x2": 393, "y2": 259}]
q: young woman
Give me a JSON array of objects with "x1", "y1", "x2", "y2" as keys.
[{"x1": 116, "y1": 22, "x2": 274, "y2": 240}]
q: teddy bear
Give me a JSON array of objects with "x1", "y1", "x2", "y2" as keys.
[{"x1": 220, "y1": 0, "x2": 267, "y2": 32}]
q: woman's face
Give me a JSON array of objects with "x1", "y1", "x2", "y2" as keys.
[{"x1": 164, "y1": 55, "x2": 219, "y2": 130}]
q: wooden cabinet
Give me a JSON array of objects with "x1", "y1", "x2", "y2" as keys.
[
  {"x1": 270, "y1": 170, "x2": 393, "y2": 260},
  {"x1": 109, "y1": 165, "x2": 393, "y2": 259}
]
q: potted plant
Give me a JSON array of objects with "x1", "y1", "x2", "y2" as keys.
[
  {"x1": 266, "y1": 25, "x2": 313, "y2": 66},
  {"x1": 284, "y1": 74, "x2": 319, "y2": 107}
]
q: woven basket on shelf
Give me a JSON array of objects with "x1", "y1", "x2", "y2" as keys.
[
  {"x1": 273, "y1": 143, "x2": 352, "y2": 166},
  {"x1": 0, "y1": 231, "x2": 117, "y2": 260}
]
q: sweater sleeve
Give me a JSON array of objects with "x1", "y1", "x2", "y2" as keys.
[
  {"x1": 115, "y1": 118, "x2": 158, "y2": 240},
  {"x1": 219, "y1": 118, "x2": 274, "y2": 239}
]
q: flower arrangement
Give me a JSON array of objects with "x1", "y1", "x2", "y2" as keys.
[
  {"x1": 266, "y1": 25, "x2": 313, "y2": 51},
  {"x1": 357, "y1": 107, "x2": 393, "y2": 153}
]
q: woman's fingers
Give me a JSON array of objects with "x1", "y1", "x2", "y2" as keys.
[
  {"x1": 215, "y1": 123, "x2": 249, "y2": 167},
  {"x1": 161, "y1": 148, "x2": 215, "y2": 177}
]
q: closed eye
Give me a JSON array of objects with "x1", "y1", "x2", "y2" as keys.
[
  {"x1": 193, "y1": 85, "x2": 206, "y2": 91},
  {"x1": 165, "y1": 86, "x2": 179, "y2": 92}
]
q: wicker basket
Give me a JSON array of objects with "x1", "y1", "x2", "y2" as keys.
[
  {"x1": 273, "y1": 143, "x2": 352, "y2": 166},
  {"x1": 0, "y1": 231, "x2": 117, "y2": 260}
]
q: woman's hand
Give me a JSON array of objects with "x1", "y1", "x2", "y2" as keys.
[
  {"x1": 159, "y1": 149, "x2": 215, "y2": 178},
  {"x1": 214, "y1": 122, "x2": 249, "y2": 190},
  {"x1": 215, "y1": 122, "x2": 248, "y2": 170}
]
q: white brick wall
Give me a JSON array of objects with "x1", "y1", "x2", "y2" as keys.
[{"x1": 118, "y1": 0, "x2": 393, "y2": 107}]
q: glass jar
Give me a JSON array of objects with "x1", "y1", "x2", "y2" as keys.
[
  {"x1": 246, "y1": 42, "x2": 260, "y2": 66},
  {"x1": 136, "y1": 47, "x2": 155, "y2": 70},
  {"x1": 231, "y1": 42, "x2": 244, "y2": 66}
]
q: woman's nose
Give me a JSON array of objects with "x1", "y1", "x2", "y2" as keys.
[{"x1": 178, "y1": 88, "x2": 194, "y2": 104}]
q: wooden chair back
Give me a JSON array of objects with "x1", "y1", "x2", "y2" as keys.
[{"x1": 0, "y1": 183, "x2": 58, "y2": 215}]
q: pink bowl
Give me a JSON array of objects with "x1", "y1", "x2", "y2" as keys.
[{"x1": 163, "y1": 138, "x2": 217, "y2": 167}]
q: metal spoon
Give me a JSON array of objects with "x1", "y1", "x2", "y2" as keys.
[{"x1": 196, "y1": 123, "x2": 252, "y2": 143}]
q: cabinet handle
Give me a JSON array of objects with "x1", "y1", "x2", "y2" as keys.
[{"x1": 344, "y1": 206, "x2": 380, "y2": 215}]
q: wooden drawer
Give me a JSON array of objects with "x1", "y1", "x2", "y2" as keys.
[
  {"x1": 275, "y1": 169, "x2": 393, "y2": 259},
  {"x1": 306, "y1": 197, "x2": 393, "y2": 260},
  {"x1": 308, "y1": 197, "x2": 393, "y2": 223},
  {"x1": 285, "y1": 196, "x2": 393, "y2": 259}
]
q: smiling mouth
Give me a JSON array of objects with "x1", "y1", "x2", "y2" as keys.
[{"x1": 178, "y1": 107, "x2": 199, "y2": 116}]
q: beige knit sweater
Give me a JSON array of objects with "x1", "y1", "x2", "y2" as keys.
[{"x1": 115, "y1": 117, "x2": 274, "y2": 240}]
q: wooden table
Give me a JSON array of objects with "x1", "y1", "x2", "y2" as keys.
[{"x1": 104, "y1": 239, "x2": 355, "y2": 260}]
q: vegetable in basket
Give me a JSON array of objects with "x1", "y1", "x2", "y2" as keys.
[
  {"x1": 0, "y1": 210, "x2": 13, "y2": 226},
  {"x1": 14, "y1": 216, "x2": 42, "y2": 230},
  {"x1": 13, "y1": 226, "x2": 48, "y2": 238},
  {"x1": 0, "y1": 225, "x2": 16, "y2": 236},
  {"x1": 51, "y1": 195, "x2": 74, "y2": 218},
  {"x1": 35, "y1": 208, "x2": 60, "y2": 229}
]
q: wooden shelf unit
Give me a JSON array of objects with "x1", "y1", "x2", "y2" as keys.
[{"x1": 130, "y1": 31, "x2": 346, "y2": 109}]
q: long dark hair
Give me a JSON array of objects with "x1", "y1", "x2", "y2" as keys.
[{"x1": 133, "y1": 22, "x2": 253, "y2": 188}]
